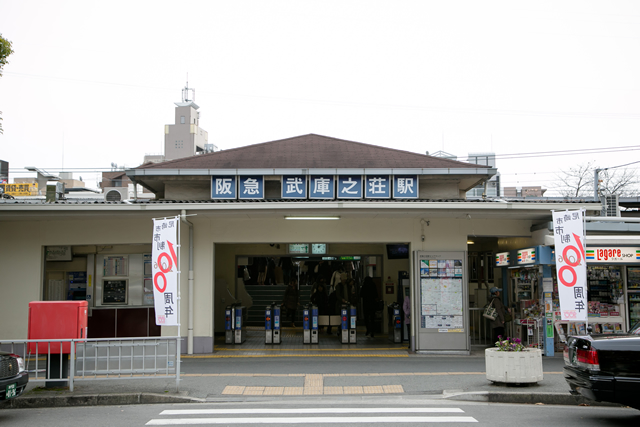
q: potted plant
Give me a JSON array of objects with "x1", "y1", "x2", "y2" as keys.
[{"x1": 485, "y1": 336, "x2": 543, "y2": 384}]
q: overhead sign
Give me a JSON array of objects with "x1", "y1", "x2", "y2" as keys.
[
  {"x1": 586, "y1": 247, "x2": 640, "y2": 263},
  {"x1": 517, "y1": 248, "x2": 536, "y2": 264},
  {"x1": 282, "y1": 175, "x2": 307, "y2": 199},
  {"x1": 152, "y1": 217, "x2": 179, "y2": 326},
  {"x1": 553, "y1": 210, "x2": 587, "y2": 322},
  {"x1": 211, "y1": 176, "x2": 237, "y2": 199},
  {"x1": 393, "y1": 175, "x2": 419, "y2": 198},
  {"x1": 239, "y1": 175, "x2": 264, "y2": 199},
  {"x1": 309, "y1": 176, "x2": 335, "y2": 199},
  {"x1": 495, "y1": 252, "x2": 510, "y2": 267},
  {"x1": 365, "y1": 175, "x2": 391, "y2": 199},
  {"x1": 337, "y1": 175, "x2": 362, "y2": 199}
]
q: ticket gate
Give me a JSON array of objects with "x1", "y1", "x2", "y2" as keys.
[
  {"x1": 234, "y1": 305, "x2": 246, "y2": 344},
  {"x1": 303, "y1": 304, "x2": 319, "y2": 344},
  {"x1": 349, "y1": 305, "x2": 357, "y2": 343},
  {"x1": 265, "y1": 303, "x2": 282, "y2": 345},
  {"x1": 224, "y1": 305, "x2": 235, "y2": 344},
  {"x1": 340, "y1": 305, "x2": 349, "y2": 344},
  {"x1": 389, "y1": 302, "x2": 402, "y2": 343}
]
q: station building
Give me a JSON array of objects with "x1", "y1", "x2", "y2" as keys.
[{"x1": 0, "y1": 134, "x2": 604, "y2": 355}]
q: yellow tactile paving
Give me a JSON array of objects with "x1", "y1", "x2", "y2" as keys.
[
  {"x1": 343, "y1": 386, "x2": 364, "y2": 394},
  {"x1": 363, "y1": 385, "x2": 385, "y2": 394},
  {"x1": 221, "y1": 386, "x2": 245, "y2": 395},
  {"x1": 303, "y1": 387, "x2": 323, "y2": 395},
  {"x1": 383, "y1": 385, "x2": 404, "y2": 393},
  {"x1": 283, "y1": 387, "x2": 304, "y2": 395},
  {"x1": 323, "y1": 386, "x2": 344, "y2": 394},
  {"x1": 243, "y1": 386, "x2": 265, "y2": 395},
  {"x1": 304, "y1": 374, "x2": 323, "y2": 388},
  {"x1": 263, "y1": 387, "x2": 284, "y2": 395}
]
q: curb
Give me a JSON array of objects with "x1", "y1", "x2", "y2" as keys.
[
  {"x1": 0, "y1": 393, "x2": 202, "y2": 409},
  {"x1": 444, "y1": 391, "x2": 626, "y2": 407}
]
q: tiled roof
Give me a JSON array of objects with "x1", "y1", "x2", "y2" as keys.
[{"x1": 137, "y1": 134, "x2": 486, "y2": 170}]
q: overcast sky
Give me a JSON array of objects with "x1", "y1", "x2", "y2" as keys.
[{"x1": 1, "y1": 0, "x2": 639, "y2": 195}]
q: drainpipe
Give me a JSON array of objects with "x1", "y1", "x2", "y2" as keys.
[{"x1": 180, "y1": 210, "x2": 194, "y2": 354}]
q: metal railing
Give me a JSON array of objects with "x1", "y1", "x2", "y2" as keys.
[
  {"x1": 0, "y1": 337, "x2": 181, "y2": 392},
  {"x1": 469, "y1": 308, "x2": 515, "y2": 347}
]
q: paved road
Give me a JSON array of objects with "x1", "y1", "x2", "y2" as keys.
[{"x1": 2, "y1": 397, "x2": 639, "y2": 426}]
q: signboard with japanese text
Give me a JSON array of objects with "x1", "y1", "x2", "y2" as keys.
[
  {"x1": 309, "y1": 176, "x2": 335, "y2": 199},
  {"x1": 365, "y1": 175, "x2": 391, "y2": 199},
  {"x1": 239, "y1": 175, "x2": 264, "y2": 199},
  {"x1": 495, "y1": 252, "x2": 510, "y2": 267},
  {"x1": 281, "y1": 175, "x2": 307, "y2": 199},
  {"x1": 211, "y1": 176, "x2": 237, "y2": 199},
  {"x1": 0, "y1": 183, "x2": 38, "y2": 196},
  {"x1": 517, "y1": 248, "x2": 536, "y2": 264},
  {"x1": 553, "y1": 210, "x2": 587, "y2": 322},
  {"x1": 152, "y1": 217, "x2": 179, "y2": 326},
  {"x1": 393, "y1": 175, "x2": 419, "y2": 198},
  {"x1": 337, "y1": 175, "x2": 362, "y2": 199},
  {"x1": 586, "y1": 247, "x2": 640, "y2": 263}
]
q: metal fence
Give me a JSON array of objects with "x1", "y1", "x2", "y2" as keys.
[
  {"x1": 469, "y1": 308, "x2": 516, "y2": 347},
  {"x1": 0, "y1": 337, "x2": 180, "y2": 392}
]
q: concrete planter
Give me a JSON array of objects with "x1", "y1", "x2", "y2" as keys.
[{"x1": 485, "y1": 347, "x2": 543, "y2": 383}]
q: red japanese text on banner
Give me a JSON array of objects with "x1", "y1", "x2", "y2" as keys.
[
  {"x1": 552, "y1": 210, "x2": 587, "y2": 321},
  {"x1": 152, "y1": 218, "x2": 179, "y2": 326}
]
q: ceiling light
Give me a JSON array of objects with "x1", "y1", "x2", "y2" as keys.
[
  {"x1": 284, "y1": 216, "x2": 340, "y2": 220},
  {"x1": 467, "y1": 240, "x2": 474, "y2": 244}
]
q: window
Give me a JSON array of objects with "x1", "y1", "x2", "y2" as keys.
[{"x1": 180, "y1": 116, "x2": 185, "y2": 124}]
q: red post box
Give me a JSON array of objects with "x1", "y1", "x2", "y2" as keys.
[{"x1": 28, "y1": 301, "x2": 88, "y2": 354}]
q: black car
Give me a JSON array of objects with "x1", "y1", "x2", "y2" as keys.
[
  {"x1": 564, "y1": 321, "x2": 640, "y2": 409},
  {"x1": 0, "y1": 351, "x2": 29, "y2": 400}
]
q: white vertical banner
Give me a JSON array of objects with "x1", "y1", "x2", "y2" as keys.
[
  {"x1": 552, "y1": 210, "x2": 587, "y2": 321},
  {"x1": 152, "y1": 217, "x2": 180, "y2": 326}
]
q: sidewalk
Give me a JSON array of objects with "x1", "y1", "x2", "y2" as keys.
[{"x1": 0, "y1": 329, "x2": 618, "y2": 409}]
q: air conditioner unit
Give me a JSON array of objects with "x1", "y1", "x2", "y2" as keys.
[
  {"x1": 104, "y1": 187, "x2": 128, "y2": 202},
  {"x1": 600, "y1": 194, "x2": 620, "y2": 217}
]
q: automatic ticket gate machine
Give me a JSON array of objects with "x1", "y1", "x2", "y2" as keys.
[
  {"x1": 303, "y1": 304, "x2": 319, "y2": 344},
  {"x1": 265, "y1": 303, "x2": 282, "y2": 345},
  {"x1": 389, "y1": 302, "x2": 402, "y2": 343},
  {"x1": 234, "y1": 305, "x2": 247, "y2": 344},
  {"x1": 340, "y1": 304, "x2": 357, "y2": 344},
  {"x1": 225, "y1": 305, "x2": 235, "y2": 344}
]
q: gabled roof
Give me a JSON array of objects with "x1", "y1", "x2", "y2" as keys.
[{"x1": 137, "y1": 134, "x2": 486, "y2": 170}]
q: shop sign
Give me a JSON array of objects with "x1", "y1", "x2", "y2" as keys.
[
  {"x1": 552, "y1": 209, "x2": 587, "y2": 322},
  {"x1": 211, "y1": 176, "x2": 237, "y2": 199},
  {"x1": 45, "y1": 246, "x2": 73, "y2": 261},
  {"x1": 392, "y1": 175, "x2": 418, "y2": 199},
  {"x1": 309, "y1": 175, "x2": 335, "y2": 199},
  {"x1": 585, "y1": 247, "x2": 640, "y2": 263},
  {"x1": 365, "y1": 175, "x2": 391, "y2": 199},
  {"x1": 239, "y1": 175, "x2": 264, "y2": 199},
  {"x1": 0, "y1": 183, "x2": 38, "y2": 196},
  {"x1": 495, "y1": 252, "x2": 510, "y2": 266},
  {"x1": 281, "y1": 175, "x2": 307, "y2": 199},
  {"x1": 517, "y1": 248, "x2": 536, "y2": 264},
  {"x1": 337, "y1": 175, "x2": 362, "y2": 199},
  {"x1": 152, "y1": 217, "x2": 179, "y2": 326}
]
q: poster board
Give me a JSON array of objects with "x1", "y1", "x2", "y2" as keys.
[{"x1": 415, "y1": 251, "x2": 468, "y2": 353}]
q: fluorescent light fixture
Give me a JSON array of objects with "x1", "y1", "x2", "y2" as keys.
[
  {"x1": 284, "y1": 216, "x2": 340, "y2": 220},
  {"x1": 467, "y1": 240, "x2": 474, "y2": 244}
]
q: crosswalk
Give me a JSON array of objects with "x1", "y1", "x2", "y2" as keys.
[{"x1": 145, "y1": 407, "x2": 479, "y2": 425}]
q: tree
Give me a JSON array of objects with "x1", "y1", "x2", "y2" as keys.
[
  {"x1": 554, "y1": 161, "x2": 639, "y2": 198},
  {"x1": 0, "y1": 33, "x2": 14, "y2": 134},
  {"x1": 553, "y1": 162, "x2": 595, "y2": 197}
]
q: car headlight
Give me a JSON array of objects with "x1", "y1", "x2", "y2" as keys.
[{"x1": 10, "y1": 354, "x2": 26, "y2": 373}]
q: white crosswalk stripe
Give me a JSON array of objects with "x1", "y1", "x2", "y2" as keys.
[{"x1": 146, "y1": 407, "x2": 478, "y2": 425}]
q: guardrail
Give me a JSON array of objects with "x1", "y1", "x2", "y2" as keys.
[{"x1": 0, "y1": 337, "x2": 181, "y2": 392}]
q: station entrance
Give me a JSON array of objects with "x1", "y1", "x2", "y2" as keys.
[{"x1": 214, "y1": 243, "x2": 411, "y2": 351}]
